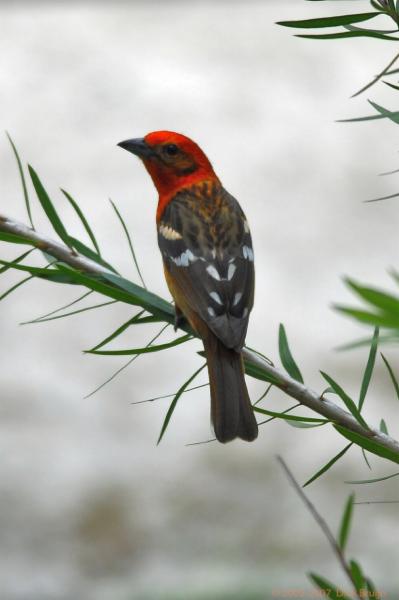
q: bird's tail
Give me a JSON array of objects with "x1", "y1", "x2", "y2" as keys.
[{"x1": 204, "y1": 335, "x2": 258, "y2": 443}]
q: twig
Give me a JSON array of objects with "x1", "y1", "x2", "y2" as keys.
[
  {"x1": 2, "y1": 212, "x2": 399, "y2": 460},
  {"x1": 242, "y1": 347, "x2": 399, "y2": 458},
  {"x1": 276, "y1": 456, "x2": 361, "y2": 600}
]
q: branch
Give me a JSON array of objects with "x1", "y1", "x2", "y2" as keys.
[
  {"x1": 1, "y1": 212, "x2": 399, "y2": 459},
  {"x1": 277, "y1": 456, "x2": 361, "y2": 599}
]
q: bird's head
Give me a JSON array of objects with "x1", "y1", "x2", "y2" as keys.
[{"x1": 117, "y1": 131, "x2": 219, "y2": 201}]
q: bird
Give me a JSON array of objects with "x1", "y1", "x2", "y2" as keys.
[{"x1": 118, "y1": 131, "x2": 258, "y2": 443}]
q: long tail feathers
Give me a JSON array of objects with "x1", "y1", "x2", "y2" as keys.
[{"x1": 204, "y1": 335, "x2": 258, "y2": 443}]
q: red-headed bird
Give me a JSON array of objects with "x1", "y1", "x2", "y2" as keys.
[{"x1": 118, "y1": 131, "x2": 258, "y2": 443}]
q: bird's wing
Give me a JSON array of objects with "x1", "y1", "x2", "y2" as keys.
[{"x1": 157, "y1": 182, "x2": 254, "y2": 350}]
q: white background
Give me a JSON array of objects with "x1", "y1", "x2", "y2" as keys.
[{"x1": 1, "y1": 1, "x2": 399, "y2": 598}]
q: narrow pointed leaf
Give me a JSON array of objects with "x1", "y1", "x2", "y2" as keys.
[
  {"x1": 6, "y1": 132, "x2": 34, "y2": 228},
  {"x1": 109, "y1": 199, "x2": 147, "y2": 289},
  {"x1": 334, "y1": 424, "x2": 399, "y2": 465},
  {"x1": 27, "y1": 290, "x2": 93, "y2": 322},
  {"x1": 0, "y1": 260, "x2": 78, "y2": 284},
  {"x1": 84, "y1": 323, "x2": 169, "y2": 399},
  {"x1": 358, "y1": 327, "x2": 379, "y2": 410},
  {"x1": 334, "y1": 306, "x2": 399, "y2": 328},
  {"x1": 0, "y1": 249, "x2": 33, "y2": 274},
  {"x1": 345, "y1": 278, "x2": 399, "y2": 313},
  {"x1": 309, "y1": 574, "x2": 351, "y2": 600},
  {"x1": 157, "y1": 363, "x2": 206, "y2": 445},
  {"x1": 296, "y1": 31, "x2": 399, "y2": 40},
  {"x1": 369, "y1": 99, "x2": 399, "y2": 124},
  {"x1": 349, "y1": 560, "x2": 365, "y2": 592},
  {"x1": 68, "y1": 237, "x2": 118, "y2": 274},
  {"x1": 278, "y1": 323, "x2": 304, "y2": 383},
  {"x1": 381, "y1": 352, "x2": 399, "y2": 400},
  {"x1": 338, "y1": 493, "x2": 355, "y2": 551},
  {"x1": 345, "y1": 471, "x2": 399, "y2": 484},
  {"x1": 384, "y1": 80, "x2": 399, "y2": 90},
  {"x1": 320, "y1": 372, "x2": 369, "y2": 429},
  {"x1": 102, "y1": 272, "x2": 175, "y2": 321},
  {"x1": 28, "y1": 166, "x2": 71, "y2": 245},
  {"x1": 380, "y1": 418, "x2": 388, "y2": 434},
  {"x1": 89, "y1": 310, "x2": 145, "y2": 351},
  {"x1": 61, "y1": 189, "x2": 101, "y2": 255},
  {"x1": 0, "y1": 232, "x2": 35, "y2": 245},
  {"x1": 0, "y1": 275, "x2": 33, "y2": 301},
  {"x1": 85, "y1": 333, "x2": 191, "y2": 355},
  {"x1": 254, "y1": 406, "x2": 326, "y2": 423},
  {"x1": 303, "y1": 443, "x2": 352, "y2": 488},
  {"x1": 277, "y1": 13, "x2": 379, "y2": 29},
  {"x1": 23, "y1": 299, "x2": 117, "y2": 324}
]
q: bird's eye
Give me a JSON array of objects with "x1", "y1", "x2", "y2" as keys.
[{"x1": 163, "y1": 143, "x2": 179, "y2": 156}]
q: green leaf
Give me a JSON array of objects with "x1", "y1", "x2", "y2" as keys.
[
  {"x1": 89, "y1": 310, "x2": 145, "y2": 351},
  {"x1": 0, "y1": 275, "x2": 33, "y2": 301},
  {"x1": 109, "y1": 199, "x2": 147, "y2": 289},
  {"x1": 0, "y1": 249, "x2": 33, "y2": 274},
  {"x1": 85, "y1": 333, "x2": 192, "y2": 356},
  {"x1": 349, "y1": 560, "x2": 365, "y2": 593},
  {"x1": 308, "y1": 573, "x2": 351, "y2": 600},
  {"x1": 334, "y1": 306, "x2": 399, "y2": 328},
  {"x1": 68, "y1": 236, "x2": 118, "y2": 274},
  {"x1": 0, "y1": 232, "x2": 35, "y2": 245},
  {"x1": 61, "y1": 189, "x2": 101, "y2": 255},
  {"x1": 285, "y1": 419, "x2": 326, "y2": 429},
  {"x1": 320, "y1": 372, "x2": 369, "y2": 429},
  {"x1": 84, "y1": 323, "x2": 170, "y2": 399},
  {"x1": 366, "y1": 191, "x2": 399, "y2": 203},
  {"x1": 22, "y1": 299, "x2": 117, "y2": 324},
  {"x1": 384, "y1": 80, "x2": 399, "y2": 90},
  {"x1": 334, "y1": 424, "x2": 399, "y2": 465},
  {"x1": 303, "y1": 443, "x2": 352, "y2": 488},
  {"x1": 0, "y1": 260, "x2": 79, "y2": 284},
  {"x1": 345, "y1": 278, "x2": 399, "y2": 313},
  {"x1": 28, "y1": 166, "x2": 71, "y2": 246},
  {"x1": 338, "y1": 493, "x2": 355, "y2": 552},
  {"x1": 369, "y1": 99, "x2": 399, "y2": 124},
  {"x1": 345, "y1": 471, "x2": 399, "y2": 484},
  {"x1": 243, "y1": 357, "x2": 280, "y2": 384},
  {"x1": 381, "y1": 352, "x2": 399, "y2": 401},
  {"x1": 358, "y1": 327, "x2": 379, "y2": 411},
  {"x1": 380, "y1": 418, "x2": 388, "y2": 434},
  {"x1": 277, "y1": 12, "x2": 379, "y2": 29},
  {"x1": 157, "y1": 363, "x2": 207, "y2": 444},
  {"x1": 337, "y1": 110, "x2": 399, "y2": 123},
  {"x1": 253, "y1": 406, "x2": 326, "y2": 424},
  {"x1": 278, "y1": 323, "x2": 304, "y2": 383},
  {"x1": 296, "y1": 30, "x2": 399, "y2": 40},
  {"x1": 361, "y1": 448, "x2": 372, "y2": 470},
  {"x1": 102, "y1": 272, "x2": 175, "y2": 322},
  {"x1": 6, "y1": 132, "x2": 34, "y2": 229},
  {"x1": 26, "y1": 290, "x2": 93, "y2": 322}
]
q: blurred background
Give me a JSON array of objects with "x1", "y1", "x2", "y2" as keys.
[{"x1": 1, "y1": 1, "x2": 399, "y2": 598}]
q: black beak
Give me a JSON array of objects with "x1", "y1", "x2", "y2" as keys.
[{"x1": 117, "y1": 137, "x2": 155, "y2": 159}]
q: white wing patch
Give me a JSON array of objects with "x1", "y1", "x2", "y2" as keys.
[
  {"x1": 206, "y1": 265, "x2": 221, "y2": 281},
  {"x1": 209, "y1": 291, "x2": 223, "y2": 305},
  {"x1": 233, "y1": 292, "x2": 242, "y2": 306},
  {"x1": 242, "y1": 245, "x2": 254, "y2": 261},
  {"x1": 159, "y1": 223, "x2": 183, "y2": 240},
  {"x1": 172, "y1": 249, "x2": 198, "y2": 267},
  {"x1": 227, "y1": 263, "x2": 236, "y2": 281}
]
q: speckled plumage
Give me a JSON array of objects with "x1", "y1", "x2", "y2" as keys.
[{"x1": 118, "y1": 131, "x2": 258, "y2": 442}]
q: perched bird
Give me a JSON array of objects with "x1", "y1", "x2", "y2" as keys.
[{"x1": 118, "y1": 131, "x2": 258, "y2": 443}]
